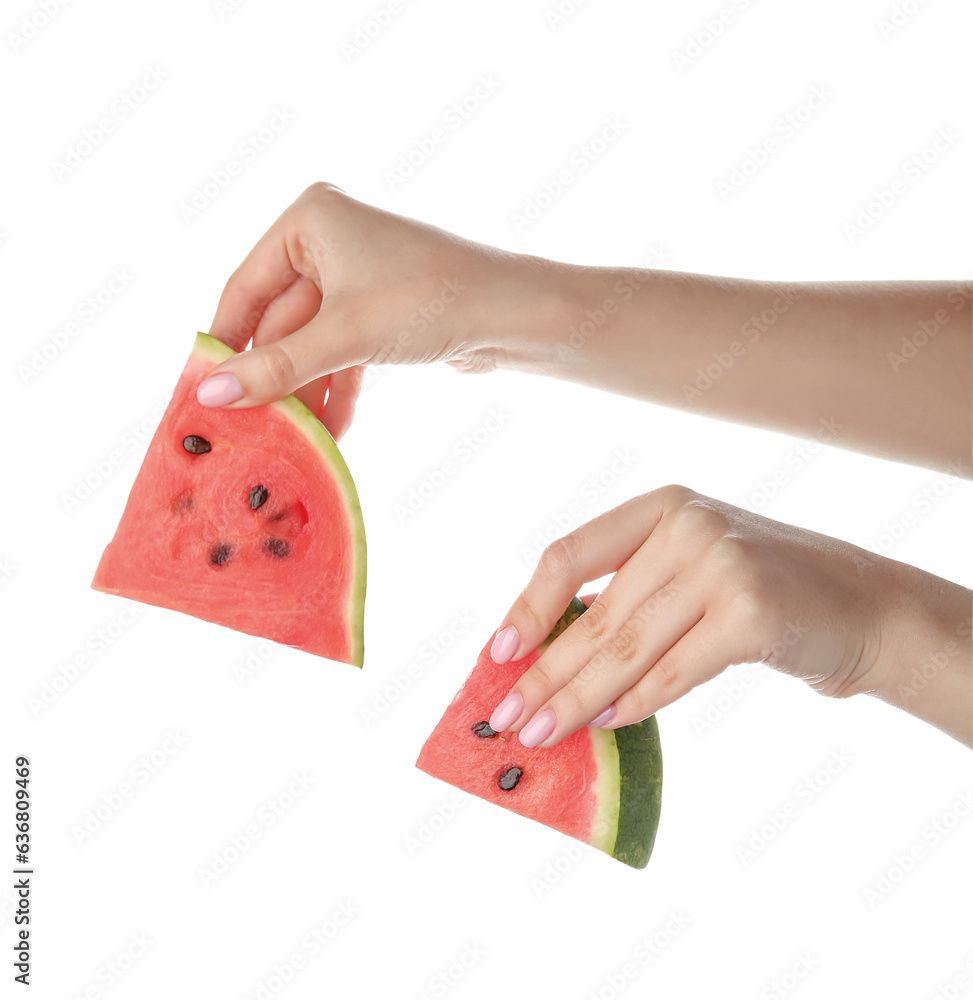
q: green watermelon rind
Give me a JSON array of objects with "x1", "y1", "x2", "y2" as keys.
[
  {"x1": 195, "y1": 332, "x2": 367, "y2": 667},
  {"x1": 610, "y1": 714, "x2": 662, "y2": 869},
  {"x1": 541, "y1": 596, "x2": 662, "y2": 868}
]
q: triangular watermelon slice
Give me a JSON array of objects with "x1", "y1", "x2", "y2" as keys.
[
  {"x1": 416, "y1": 599, "x2": 662, "y2": 868},
  {"x1": 92, "y1": 333, "x2": 366, "y2": 666}
]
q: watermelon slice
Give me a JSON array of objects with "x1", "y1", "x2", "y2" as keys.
[
  {"x1": 416, "y1": 599, "x2": 662, "y2": 868},
  {"x1": 92, "y1": 333, "x2": 366, "y2": 666}
]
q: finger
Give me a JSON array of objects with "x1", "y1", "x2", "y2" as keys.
[
  {"x1": 210, "y1": 229, "x2": 302, "y2": 352},
  {"x1": 492, "y1": 493, "x2": 673, "y2": 665},
  {"x1": 501, "y1": 505, "x2": 719, "y2": 728},
  {"x1": 248, "y1": 275, "x2": 329, "y2": 415},
  {"x1": 602, "y1": 617, "x2": 730, "y2": 728},
  {"x1": 515, "y1": 575, "x2": 705, "y2": 747},
  {"x1": 198, "y1": 296, "x2": 366, "y2": 408},
  {"x1": 319, "y1": 366, "x2": 366, "y2": 442}
]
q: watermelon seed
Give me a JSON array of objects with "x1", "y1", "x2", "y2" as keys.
[
  {"x1": 264, "y1": 538, "x2": 290, "y2": 559},
  {"x1": 270, "y1": 509, "x2": 288, "y2": 522},
  {"x1": 183, "y1": 435, "x2": 212, "y2": 455},
  {"x1": 249, "y1": 485, "x2": 269, "y2": 510},
  {"x1": 210, "y1": 543, "x2": 232, "y2": 566},
  {"x1": 498, "y1": 767, "x2": 523, "y2": 791},
  {"x1": 472, "y1": 721, "x2": 497, "y2": 738}
]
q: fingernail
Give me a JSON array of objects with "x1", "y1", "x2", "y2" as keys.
[
  {"x1": 489, "y1": 691, "x2": 523, "y2": 733},
  {"x1": 490, "y1": 625, "x2": 520, "y2": 664},
  {"x1": 588, "y1": 705, "x2": 617, "y2": 728},
  {"x1": 197, "y1": 372, "x2": 244, "y2": 407},
  {"x1": 519, "y1": 708, "x2": 556, "y2": 747}
]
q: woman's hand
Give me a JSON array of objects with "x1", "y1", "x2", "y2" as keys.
[
  {"x1": 487, "y1": 485, "x2": 972, "y2": 746},
  {"x1": 199, "y1": 182, "x2": 559, "y2": 439}
]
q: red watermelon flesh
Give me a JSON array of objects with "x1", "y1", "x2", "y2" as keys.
[
  {"x1": 416, "y1": 600, "x2": 662, "y2": 868},
  {"x1": 92, "y1": 333, "x2": 366, "y2": 666}
]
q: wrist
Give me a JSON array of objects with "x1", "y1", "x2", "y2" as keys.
[{"x1": 488, "y1": 256, "x2": 652, "y2": 378}]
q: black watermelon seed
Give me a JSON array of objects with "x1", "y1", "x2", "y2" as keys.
[
  {"x1": 249, "y1": 485, "x2": 269, "y2": 510},
  {"x1": 498, "y1": 767, "x2": 523, "y2": 791},
  {"x1": 264, "y1": 538, "x2": 290, "y2": 559},
  {"x1": 472, "y1": 721, "x2": 497, "y2": 738},
  {"x1": 210, "y1": 543, "x2": 232, "y2": 566},
  {"x1": 183, "y1": 435, "x2": 211, "y2": 455}
]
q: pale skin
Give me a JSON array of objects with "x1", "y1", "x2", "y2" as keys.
[{"x1": 202, "y1": 182, "x2": 973, "y2": 747}]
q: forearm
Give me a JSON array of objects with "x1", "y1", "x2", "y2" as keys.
[
  {"x1": 870, "y1": 564, "x2": 972, "y2": 746},
  {"x1": 506, "y1": 264, "x2": 972, "y2": 476}
]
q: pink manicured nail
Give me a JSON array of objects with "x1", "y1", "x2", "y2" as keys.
[
  {"x1": 490, "y1": 625, "x2": 520, "y2": 664},
  {"x1": 197, "y1": 372, "x2": 244, "y2": 407},
  {"x1": 489, "y1": 691, "x2": 523, "y2": 733},
  {"x1": 588, "y1": 705, "x2": 617, "y2": 728},
  {"x1": 519, "y1": 708, "x2": 556, "y2": 747}
]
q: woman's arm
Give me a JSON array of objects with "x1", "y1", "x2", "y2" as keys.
[
  {"x1": 516, "y1": 267, "x2": 972, "y2": 476},
  {"x1": 202, "y1": 185, "x2": 971, "y2": 476}
]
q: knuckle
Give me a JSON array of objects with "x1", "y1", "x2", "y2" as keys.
[
  {"x1": 707, "y1": 534, "x2": 753, "y2": 575},
  {"x1": 650, "y1": 653, "x2": 680, "y2": 691},
  {"x1": 671, "y1": 498, "x2": 726, "y2": 539},
  {"x1": 572, "y1": 598, "x2": 611, "y2": 643},
  {"x1": 617, "y1": 685, "x2": 652, "y2": 722},
  {"x1": 511, "y1": 591, "x2": 547, "y2": 636},
  {"x1": 555, "y1": 681, "x2": 590, "y2": 719},
  {"x1": 522, "y1": 657, "x2": 557, "y2": 695},
  {"x1": 256, "y1": 342, "x2": 299, "y2": 395},
  {"x1": 539, "y1": 533, "x2": 583, "y2": 583},
  {"x1": 656, "y1": 483, "x2": 696, "y2": 506},
  {"x1": 608, "y1": 624, "x2": 641, "y2": 664},
  {"x1": 729, "y1": 588, "x2": 776, "y2": 638}
]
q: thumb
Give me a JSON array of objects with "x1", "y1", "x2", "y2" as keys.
[{"x1": 197, "y1": 311, "x2": 361, "y2": 409}]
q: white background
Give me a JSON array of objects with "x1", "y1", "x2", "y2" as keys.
[{"x1": 2, "y1": 0, "x2": 972, "y2": 997}]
